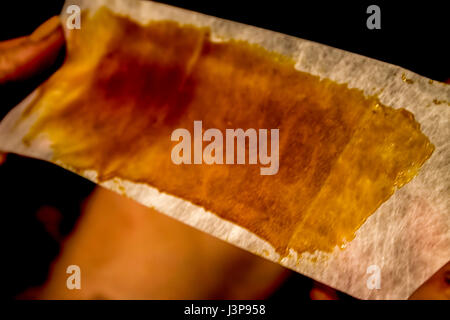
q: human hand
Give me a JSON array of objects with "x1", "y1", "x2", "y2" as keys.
[{"x1": 0, "y1": 16, "x2": 64, "y2": 165}]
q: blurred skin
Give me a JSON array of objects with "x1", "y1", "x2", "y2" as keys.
[
  {"x1": 1, "y1": 17, "x2": 449, "y2": 300},
  {"x1": 25, "y1": 187, "x2": 289, "y2": 299},
  {"x1": 0, "y1": 16, "x2": 64, "y2": 84},
  {"x1": 409, "y1": 262, "x2": 450, "y2": 300}
]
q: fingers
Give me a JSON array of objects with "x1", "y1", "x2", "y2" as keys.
[
  {"x1": 0, "y1": 16, "x2": 65, "y2": 84},
  {"x1": 309, "y1": 281, "x2": 339, "y2": 300},
  {"x1": 0, "y1": 152, "x2": 6, "y2": 165},
  {"x1": 409, "y1": 261, "x2": 450, "y2": 300},
  {"x1": 0, "y1": 16, "x2": 65, "y2": 163}
]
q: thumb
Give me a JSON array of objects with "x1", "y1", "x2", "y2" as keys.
[
  {"x1": 0, "y1": 16, "x2": 65, "y2": 84},
  {"x1": 0, "y1": 16, "x2": 65, "y2": 164}
]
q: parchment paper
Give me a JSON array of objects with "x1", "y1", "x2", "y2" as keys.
[{"x1": 0, "y1": 0, "x2": 448, "y2": 299}]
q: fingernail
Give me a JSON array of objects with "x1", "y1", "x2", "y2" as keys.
[{"x1": 30, "y1": 16, "x2": 62, "y2": 42}]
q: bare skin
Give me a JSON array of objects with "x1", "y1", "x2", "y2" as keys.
[{"x1": 26, "y1": 186, "x2": 289, "y2": 299}]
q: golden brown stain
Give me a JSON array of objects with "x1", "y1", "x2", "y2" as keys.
[
  {"x1": 20, "y1": 8, "x2": 434, "y2": 257},
  {"x1": 432, "y1": 99, "x2": 450, "y2": 106},
  {"x1": 401, "y1": 73, "x2": 414, "y2": 84}
]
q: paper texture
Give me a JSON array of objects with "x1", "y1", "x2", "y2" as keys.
[{"x1": 0, "y1": 0, "x2": 449, "y2": 299}]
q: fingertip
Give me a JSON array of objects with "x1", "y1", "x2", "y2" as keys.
[
  {"x1": 0, "y1": 16, "x2": 65, "y2": 84},
  {"x1": 0, "y1": 152, "x2": 7, "y2": 165},
  {"x1": 309, "y1": 282, "x2": 339, "y2": 300},
  {"x1": 30, "y1": 16, "x2": 63, "y2": 43}
]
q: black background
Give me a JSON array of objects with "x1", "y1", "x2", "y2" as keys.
[
  {"x1": 1, "y1": 0, "x2": 449, "y2": 81},
  {"x1": 0, "y1": 0, "x2": 448, "y2": 300}
]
